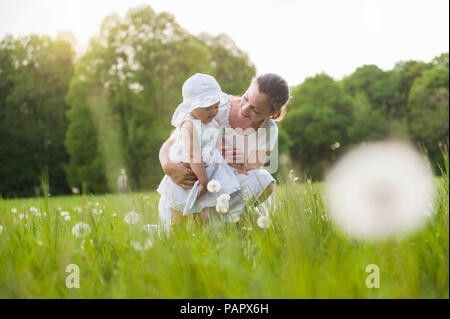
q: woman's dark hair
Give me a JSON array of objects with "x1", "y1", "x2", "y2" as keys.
[{"x1": 254, "y1": 73, "x2": 290, "y2": 121}]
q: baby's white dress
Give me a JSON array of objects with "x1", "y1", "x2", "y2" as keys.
[{"x1": 157, "y1": 114, "x2": 244, "y2": 216}]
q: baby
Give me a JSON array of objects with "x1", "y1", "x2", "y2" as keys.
[{"x1": 157, "y1": 73, "x2": 244, "y2": 224}]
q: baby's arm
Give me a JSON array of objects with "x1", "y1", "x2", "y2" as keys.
[{"x1": 180, "y1": 121, "x2": 208, "y2": 197}]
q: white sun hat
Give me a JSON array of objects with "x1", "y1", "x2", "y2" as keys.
[{"x1": 171, "y1": 73, "x2": 230, "y2": 127}]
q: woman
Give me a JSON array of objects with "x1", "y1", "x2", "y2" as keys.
[{"x1": 158, "y1": 73, "x2": 290, "y2": 229}]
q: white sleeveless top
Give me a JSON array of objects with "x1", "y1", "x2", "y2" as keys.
[
  {"x1": 215, "y1": 98, "x2": 278, "y2": 161},
  {"x1": 168, "y1": 113, "x2": 222, "y2": 165}
]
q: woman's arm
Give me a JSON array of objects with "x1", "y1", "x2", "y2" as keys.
[{"x1": 159, "y1": 130, "x2": 197, "y2": 189}]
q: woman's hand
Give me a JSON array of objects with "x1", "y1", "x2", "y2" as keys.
[
  {"x1": 163, "y1": 161, "x2": 197, "y2": 189},
  {"x1": 221, "y1": 146, "x2": 249, "y2": 175}
]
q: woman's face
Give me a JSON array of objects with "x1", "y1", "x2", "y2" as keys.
[{"x1": 239, "y1": 82, "x2": 274, "y2": 123}]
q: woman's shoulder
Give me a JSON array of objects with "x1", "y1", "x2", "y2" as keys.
[
  {"x1": 261, "y1": 118, "x2": 278, "y2": 131},
  {"x1": 215, "y1": 96, "x2": 236, "y2": 127}
]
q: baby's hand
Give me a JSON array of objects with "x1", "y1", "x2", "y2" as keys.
[{"x1": 197, "y1": 182, "x2": 208, "y2": 199}]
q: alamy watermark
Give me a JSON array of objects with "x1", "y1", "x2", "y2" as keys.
[
  {"x1": 365, "y1": 264, "x2": 380, "y2": 288},
  {"x1": 172, "y1": 120, "x2": 279, "y2": 173},
  {"x1": 66, "y1": 264, "x2": 80, "y2": 288}
]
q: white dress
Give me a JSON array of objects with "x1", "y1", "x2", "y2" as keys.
[{"x1": 157, "y1": 114, "x2": 245, "y2": 216}]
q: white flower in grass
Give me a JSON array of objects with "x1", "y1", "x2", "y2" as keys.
[
  {"x1": 29, "y1": 207, "x2": 38, "y2": 214},
  {"x1": 143, "y1": 224, "x2": 161, "y2": 239},
  {"x1": 92, "y1": 208, "x2": 102, "y2": 215},
  {"x1": 60, "y1": 211, "x2": 70, "y2": 217},
  {"x1": 64, "y1": 215, "x2": 71, "y2": 221},
  {"x1": 207, "y1": 180, "x2": 221, "y2": 193},
  {"x1": 37, "y1": 240, "x2": 43, "y2": 246},
  {"x1": 72, "y1": 187, "x2": 80, "y2": 194},
  {"x1": 131, "y1": 238, "x2": 152, "y2": 251},
  {"x1": 216, "y1": 202, "x2": 229, "y2": 213},
  {"x1": 112, "y1": 213, "x2": 117, "y2": 217},
  {"x1": 217, "y1": 193, "x2": 230, "y2": 205},
  {"x1": 324, "y1": 141, "x2": 435, "y2": 240},
  {"x1": 257, "y1": 215, "x2": 271, "y2": 229},
  {"x1": 124, "y1": 211, "x2": 142, "y2": 224},
  {"x1": 424, "y1": 202, "x2": 434, "y2": 217},
  {"x1": 0, "y1": 225, "x2": 3, "y2": 234},
  {"x1": 289, "y1": 169, "x2": 299, "y2": 182},
  {"x1": 143, "y1": 238, "x2": 153, "y2": 249},
  {"x1": 19, "y1": 214, "x2": 29, "y2": 220},
  {"x1": 72, "y1": 222, "x2": 91, "y2": 238},
  {"x1": 43, "y1": 212, "x2": 47, "y2": 217},
  {"x1": 81, "y1": 239, "x2": 94, "y2": 249},
  {"x1": 11, "y1": 208, "x2": 17, "y2": 214},
  {"x1": 230, "y1": 213, "x2": 240, "y2": 223}
]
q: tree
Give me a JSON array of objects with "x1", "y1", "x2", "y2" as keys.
[
  {"x1": 281, "y1": 74, "x2": 354, "y2": 179},
  {"x1": 0, "y1": 34, "x2": 74, "y2": 197},
  {"x1": 407, "y1": 53, "x2": 449, "y2": 173}
]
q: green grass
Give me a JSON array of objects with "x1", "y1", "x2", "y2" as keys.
[{"x1": 0, "y1": 173, "x2": 448, "y2": 298}]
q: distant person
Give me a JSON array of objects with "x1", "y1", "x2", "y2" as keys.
[{"x1": 117, "y1": 169, "x2": 128, "y2": 193}]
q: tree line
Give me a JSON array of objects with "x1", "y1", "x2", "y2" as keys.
[{"x1": 0, "y1": 5, "x2": 448, "y2": 197}]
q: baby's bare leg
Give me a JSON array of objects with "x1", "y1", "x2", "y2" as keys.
[
  {"x1": 198, "y1": 207, "x2": 211, "y2": 224},
  {"x1": 171, "y1": 209, "x2": 185, "y2": 225}
]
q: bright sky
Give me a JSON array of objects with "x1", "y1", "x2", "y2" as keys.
[{"x1": 0, "y1": 0, "x2": 448, "y2": 86}]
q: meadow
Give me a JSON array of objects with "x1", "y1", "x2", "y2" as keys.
[{"x1": 0, "y1": 163, "x2": 448, "y2": 299}]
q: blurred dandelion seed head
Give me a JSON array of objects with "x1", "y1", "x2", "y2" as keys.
[
  {"x1": 124, "y1": 211, "x2": 142, "y2": 224},
  {"x1": 72, "y1": 222, "x2": 91, "y2": 238},
  {"x1": 324, "y1": 141, "x2": 435, "y2": 240}
]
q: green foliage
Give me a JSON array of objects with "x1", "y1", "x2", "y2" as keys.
[
  {"x1": 0, "y1": 174, "x2": 447, "y2": 298},
  {"x1": 281, "y1": 74, "x2": 354, "y2": 179},
  {"x1": 407, "y1": 53, "x2": 449, "y2": 174},
  {"x1": 0, "y1": 34, "x2": 74, "y2": 197}
]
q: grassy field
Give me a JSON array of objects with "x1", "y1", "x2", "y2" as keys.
[{"x1": 0, "y1": 168, "x2": 448, "y2": 298}]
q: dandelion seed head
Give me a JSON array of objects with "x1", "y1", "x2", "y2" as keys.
[
  {"x1": 331, "y1": 142, "x2": 341, "y2": 150},
  {"x1": 207, "y1": 180, "x2": 221, "y2": 193},
  {"x1": 143, "y1": 224, "x2": 161, "y2": 240},
  {"x1": 230, "y1": 213, "x2": 240, "y2": 223},
  {"x1": 124, "y1": 211, "x2": 142, "y2": 224},
  {"x1": 216, "y1": 202, "x2": 229, "y2": 213},
  {"x1": 72, "y1": 222, "x2": 91, "y2": 238},
  {"x1": 324, "y1": 141, "x2": 435, "y2": 240},
  {"x1": 217, "y1": 194, "x2": 231, "y2": 205},
  {"x1": 257, "y1": 215, "x2": 271, "y2": 229},
  {"x1": 81, "y1": 239, "x2": 94, "y2": 249}
]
